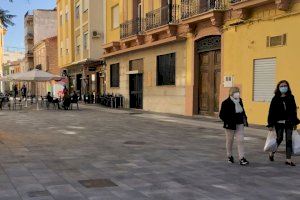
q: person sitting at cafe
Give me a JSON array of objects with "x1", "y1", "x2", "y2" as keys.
[
  {"x1": 71, "y1": 91, "x2": 78, "y2": 103},
  {"x1": 62, "y1": 91, "x2": 71, "y2": 110},
  {"x1": 46, "y1": 92, "x2": 60, "y2": 109}
]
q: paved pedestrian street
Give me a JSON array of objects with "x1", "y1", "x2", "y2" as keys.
[{"x1": 0, "y1": 106, "x2": 299, "y2": 200}]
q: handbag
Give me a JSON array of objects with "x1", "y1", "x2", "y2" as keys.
[
  {"x1": 264, "y1": 131, "x2": 277, "y2": 152},
  {"x1": 292, "y1": 130, "x2": 300, "y2": 155}
]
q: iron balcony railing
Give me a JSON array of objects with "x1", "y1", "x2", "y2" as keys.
[
  {"x1": 120, "y1": 18, "x2": 145, "y2": 39},
  {"x1": 145, "y1": 4, "x2": 181, "y2": 31},
  {"x1": 181, "y1": 0, "x2": 225, "y2": 19}
]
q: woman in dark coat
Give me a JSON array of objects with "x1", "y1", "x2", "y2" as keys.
[
  {"x1": 267, "y1": 80, "x2": 300, "y2": 166},
  {"x1": 219, "y1": 87, "x2": 249, "y2": 166}
]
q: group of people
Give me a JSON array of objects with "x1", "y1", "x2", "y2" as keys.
[
  {"x1": 46, "y1": 90, "x2": 78, "y2": 110},
  {"x1": 220, "y1": 80, "x2": 300, "y2": 166},
  {"x1": 12, "y1": 84, "x2": 27, "y2": 99}
]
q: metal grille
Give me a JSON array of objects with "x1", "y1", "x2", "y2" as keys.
[
  {"x1": 120, "y1": 18, "x2": 145, "y2": 39},
  {"x1": 196, "y1": 36, "x2": 221, "y2": 53},
  {"x1": 181, "y1": 0, "x2": 225, "y2": 19},
  {"x1": 146, "y1": 4, "x2": 180, "y2": 31}
]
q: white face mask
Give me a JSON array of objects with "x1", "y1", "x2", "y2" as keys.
[{"x1": 233, "y1": 92, "x2": 240, "y2": 99}]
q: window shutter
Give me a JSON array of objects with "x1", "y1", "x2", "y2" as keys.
[{"x1": 253, "y1": 58, "x2": 276, "y2": 102}]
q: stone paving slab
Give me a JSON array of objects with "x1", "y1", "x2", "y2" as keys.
[{"x1": 0, "y1": 105, "x2": 299, "y2": 199}]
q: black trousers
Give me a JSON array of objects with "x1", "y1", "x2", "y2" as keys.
[{"x1": 275, "y1": 123, "x2": 293, "y2": 159}]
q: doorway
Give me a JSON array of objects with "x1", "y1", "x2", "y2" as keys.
[
  {"x1": 129, "y1": 74, "x2": 143, "y2": 109},
  {"x1": 197, "y1": 36, "x2": 221, "y2": 116}
]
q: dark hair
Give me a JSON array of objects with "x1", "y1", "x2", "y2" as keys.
[{"x1": 274, "y1": 80, "x2": 292, "y2": 96}]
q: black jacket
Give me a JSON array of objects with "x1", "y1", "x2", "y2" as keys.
[
  {"x1": 219, "y1": 97, "x2": 248, "y2": 130},
  {"x1": 267, "y1": 94, "x2": 300, "y2": 128}
]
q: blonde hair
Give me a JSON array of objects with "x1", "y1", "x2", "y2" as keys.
[{"x1": 229, "y1": 87, "x2": 240, "y2": 96}]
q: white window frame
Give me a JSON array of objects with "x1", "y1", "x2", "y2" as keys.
[{"x1": 83, "y1": 32, "x2": 89, "y2": 50}]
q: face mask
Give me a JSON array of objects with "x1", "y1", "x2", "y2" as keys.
[
  {"x1": 233, "y1": 92, "x2": 240, "y2": 99},
  {"x1": 279, "y1": 86, "x2": 288, "y2": 94}
]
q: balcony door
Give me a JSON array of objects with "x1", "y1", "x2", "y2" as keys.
[{"x1": 133, "y1": 0, "x2": 142, "y2": 33}]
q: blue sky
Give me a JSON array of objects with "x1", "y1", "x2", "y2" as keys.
[{"x1": 2, "y1": 0, "x2": 56, "y2": 51}]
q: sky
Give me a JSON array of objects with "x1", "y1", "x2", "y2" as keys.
[{"x1": 2, "y1": 0, "x2": 56, "y2": 52}]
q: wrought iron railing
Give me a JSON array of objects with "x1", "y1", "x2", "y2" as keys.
[
  {"x1": 145, "y1": 4, "x2": 181, "y2": 31},
  {"x1": 120, "y1": 18, "x2": 145, "y2": 39},
  {"x1": 181, "y1": 0, "x2": 226, "y2": 19},
  {"x1": 230, "y1": 0, "x2": 241, "y2": 3}
]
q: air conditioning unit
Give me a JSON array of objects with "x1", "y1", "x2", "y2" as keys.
[{"x1": 92, "y1": 31, "x2": 101, "y2": 38}]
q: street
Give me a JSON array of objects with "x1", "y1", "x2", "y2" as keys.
[{"x1": 0, "y1": 105, "x2": 299, "y2": 200}]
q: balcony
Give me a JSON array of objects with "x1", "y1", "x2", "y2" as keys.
[
  {"x1": 120, "y1": 18, "x2": 145, "y2": 39},
  {"x1": 146, "y1": 4, "x2": 180, "y2": 31},
  {"x1": 120, "y1": 18, "x2": 146, "y2": 48},
  {"x1": 144, "y1": 4, "x2": 180, "y2": 42},
  {"x1": 181, "y1": 0, "x2": 226, "y2": 27}
]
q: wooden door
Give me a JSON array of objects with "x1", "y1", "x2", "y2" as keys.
[{"x1": 199, "y1": 50, "x2": 221, "y2": 115}]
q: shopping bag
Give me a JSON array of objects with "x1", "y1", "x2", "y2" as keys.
[
  {"x1": 264, "y1": 131, "x2": 277, "y2": 152},
  {"x1": 292, "y1": 130, "x2": 300, "y2": 155}
]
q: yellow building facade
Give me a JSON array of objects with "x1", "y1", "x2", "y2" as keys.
[
  {"x1": 103, "y1": 0, "x2": 299, "y2": 125},
  {"x1": 104, "y1": 0, "x2": 227, "y2": 115},
  {"x1": 221, "y1": 0, "x2": 300, "y2": 125},
  {"x1": 57, "y1": 0, "x2": 105, "y2": 97}
]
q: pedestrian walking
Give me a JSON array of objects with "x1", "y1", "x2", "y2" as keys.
[
  {"x1": 13, "y1": 84, "x2": 18, "y2": 98},
  {"x1": 219, "y1": 87, "x2": 250, "y2": 166},
  {"x1": 21, "y1": 84, "x2": 27, "y2": 99},
  {"x1": 267, "y1": 80, "x2": 300, "y2": 166}
]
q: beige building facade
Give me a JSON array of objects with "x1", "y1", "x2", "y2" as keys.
[{"x1": 57, "y1": 0, "x2": 105, "y2": 97}]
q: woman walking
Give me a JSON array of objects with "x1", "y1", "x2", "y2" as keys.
[
  {"x1": 267, "y1": 80, "x2": 299, "y2": 166},
  {"x1": 219, "y1": 87, "x2": 250, "y2": 166}
]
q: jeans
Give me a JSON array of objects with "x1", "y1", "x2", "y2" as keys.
[
  {"x1": 225, "y1": 124, "x2": 245, "y2": 159},
  {"x1": 275, "y1": 123, "x2": 293, "y2": 159}
]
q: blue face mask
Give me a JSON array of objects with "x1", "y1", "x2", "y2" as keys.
[{"x1": 279, "y1": 86, "x2": 288, "y2": 94}]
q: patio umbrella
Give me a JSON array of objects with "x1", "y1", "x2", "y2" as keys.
[{"x1": 10, "y1": 69, "x2": 63, "y2": 110}]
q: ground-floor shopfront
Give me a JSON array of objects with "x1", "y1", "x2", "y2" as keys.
[
  {"x1": 104, "y1": 32, "x2": 223, "y2": 117},
  {"x1": 63, "y1": 60, "x2": 105, "y2": 101},
  {"x1": 105, "y1": 41, "x2": 187, "y2": 115}
]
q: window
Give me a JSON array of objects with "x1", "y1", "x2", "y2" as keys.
[
  {"x1": 60, "y1": 41, "x2": 63, "y2": 56},
  {"x1": 112, "y1": 5, "x2": 119, "y2": 29},
  {"x1": 65, "y1": 9, "x2": 69, "y2": 22},
  {"x1": 157, "y1": 53, "x2": 176, "y2": 86},
  {"x1": 66, "y1": 38, "x2": 69, "y2": 54},
  {"x1": 253, "y1": 58, "x2": 276, "y2": 102},
  {"x1": 75, "y1": 4, "x2": 80, "y2": 19},
  {"x1": 76, "y1": 36, "x2": 81, "y2": 55},
  {"x1": 83, "y1": 0, "x2": 89, "y2": 12},
  {"x1": 83, "y1": 32, "x2": 89, "y2": 50},
  {"x1": 110, "y1": 63, "x2": 120, "y2": 87},
  {"x1": 60, "y1": 14, "x2": 63, "y2": 26}
]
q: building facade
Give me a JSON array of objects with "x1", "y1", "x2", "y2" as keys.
[
  {"x1": 33, "y1": 36, "x2": 59, "y2": 96},
  {"x1": 221, "y1": 0, "x2": 300, "y2": 125},
  {"x1": 103, "y1": 0, "x2": 299, "y2": 125},
  {"x1": 57, "y1": 0, "x2": 105, "y2": 98},
  {"x1": 24, "y1": 9, "x2": 57, "y2": 72},
  {"x1": 103, "y1": 0, "x2": 226, "y2": 115}
]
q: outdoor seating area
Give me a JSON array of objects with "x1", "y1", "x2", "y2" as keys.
[{"x1": 99, "y1": 93, "x2": 124, "y2": 108}]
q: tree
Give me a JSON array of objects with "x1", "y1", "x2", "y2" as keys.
[{"x1": 0, "y1": 0, "x2": 15, "y2": 28}]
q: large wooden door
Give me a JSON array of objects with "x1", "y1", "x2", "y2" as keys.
[{"x1": 199, "y1": 50, "x2": 221, "y2": 115}]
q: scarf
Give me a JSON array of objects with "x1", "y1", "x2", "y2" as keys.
[{"x1": 230, "y1": 96, "x2": 243, "y2": 113}]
